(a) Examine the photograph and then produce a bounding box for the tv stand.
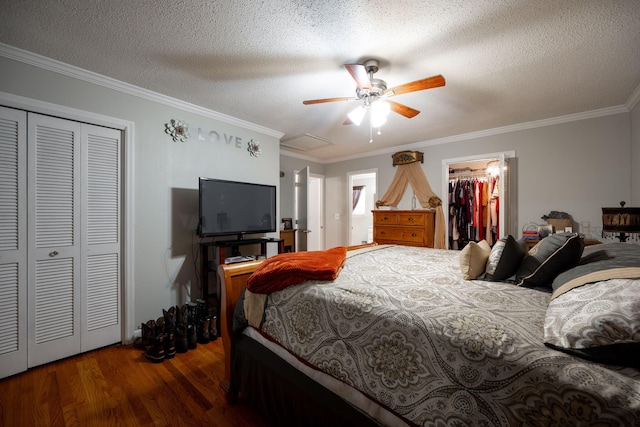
[200,237,284,298]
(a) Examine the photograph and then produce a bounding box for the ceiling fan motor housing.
[356,78,387,102]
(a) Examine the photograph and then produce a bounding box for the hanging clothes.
[448,176,490,249]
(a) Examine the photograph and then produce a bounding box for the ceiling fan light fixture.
[348,105,366,126]
[371,101,390,128]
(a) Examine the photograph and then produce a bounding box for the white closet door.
[27,113,82,367]
[0,106,28,378]
[81,124,121,352]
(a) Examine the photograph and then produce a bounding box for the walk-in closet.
[443,153,515,250]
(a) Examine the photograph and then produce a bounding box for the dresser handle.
[408,217,414,221]
[49,251,59,257]
[383,217,389,221]
[380,231,386,235]
[411,233,417,237]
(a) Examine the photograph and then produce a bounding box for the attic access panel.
[280,134,334,152]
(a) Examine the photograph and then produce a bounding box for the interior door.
[28,113,82,367]
[27,114,122,367]
[81,125,122,352]
[0,107,28,378]
[296,167,309,251]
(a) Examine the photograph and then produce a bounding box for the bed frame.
[217,259,263,397]
[217,244,377,398]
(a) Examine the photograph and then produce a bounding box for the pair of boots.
[196,315,218,344]
[134,312,177,363]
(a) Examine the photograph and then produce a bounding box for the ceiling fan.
[302,59,445,126]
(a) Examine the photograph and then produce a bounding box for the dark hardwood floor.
[0,339,270,427]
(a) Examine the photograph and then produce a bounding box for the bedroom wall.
[320,112,633,249]
[0,53,281,335]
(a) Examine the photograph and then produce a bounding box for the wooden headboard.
[216,243,377,397]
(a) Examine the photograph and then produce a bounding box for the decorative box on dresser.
[372,209,436,248]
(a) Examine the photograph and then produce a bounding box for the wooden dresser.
[372,209,436,248]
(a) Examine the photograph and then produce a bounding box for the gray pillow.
[544,278,640,368]
[516,233,584,288]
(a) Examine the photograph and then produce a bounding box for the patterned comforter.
[242,245,640,426]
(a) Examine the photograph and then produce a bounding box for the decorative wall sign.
[247,139,262,157]
[392,150,424,166]
[165,119,191,142]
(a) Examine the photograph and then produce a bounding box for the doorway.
[294,168,325,251]
[348,170,377,246]
[442,151,516,249]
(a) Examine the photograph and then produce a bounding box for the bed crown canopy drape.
[376,151,446,249]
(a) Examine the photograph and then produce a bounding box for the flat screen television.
[198,177,277,239]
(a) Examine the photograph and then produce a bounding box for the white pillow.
[459,240,491,280]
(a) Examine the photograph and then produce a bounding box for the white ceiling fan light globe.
[348,105,366,126]
[371,101,390,128]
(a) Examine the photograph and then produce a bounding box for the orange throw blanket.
[247,246,347,294]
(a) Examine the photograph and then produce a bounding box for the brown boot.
[163,306,176,333]
[164,331,176,359]
[134,319,155,350]
[197,317,210,344]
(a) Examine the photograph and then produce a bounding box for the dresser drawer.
[398,213,425,226]
[373,212,398,225]
[375,227,424,243]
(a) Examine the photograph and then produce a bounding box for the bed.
[217,239,640,426]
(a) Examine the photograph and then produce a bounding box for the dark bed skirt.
[232,333,387,427]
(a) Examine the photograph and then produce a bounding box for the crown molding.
[285,104,630,164]
[0,43,284,139]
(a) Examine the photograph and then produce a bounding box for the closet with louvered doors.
[0,107,122,378]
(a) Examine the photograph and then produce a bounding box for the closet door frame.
[441,150,516,247]
[1,91,135,344]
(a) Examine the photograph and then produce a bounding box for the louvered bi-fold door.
[27,113,121,368]
[27,114,82,367]
[0,107,27,378]
[81,125,121,352]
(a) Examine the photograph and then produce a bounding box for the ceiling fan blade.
[303,97,355,105]
[388,100,420,118]
[385,74,445,97]
[345,64,372,91]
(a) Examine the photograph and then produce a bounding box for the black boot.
[176,304,188,327]
[145,334,165,363]
[134,319,155,350]
[187,302,198,325]
[187,324,197,350]
[175,323,188,353]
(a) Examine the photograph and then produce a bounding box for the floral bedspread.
[252,245,640,426]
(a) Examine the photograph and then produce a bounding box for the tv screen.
[198,178,276,238]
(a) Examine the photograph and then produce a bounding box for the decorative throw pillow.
[544,278,640,368]
[484,235,527,281]
[516,233,584,288]
[459,240,492,280]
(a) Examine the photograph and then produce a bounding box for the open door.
[296,167,309,252]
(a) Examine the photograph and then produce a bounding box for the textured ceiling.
[1,1,640,162]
